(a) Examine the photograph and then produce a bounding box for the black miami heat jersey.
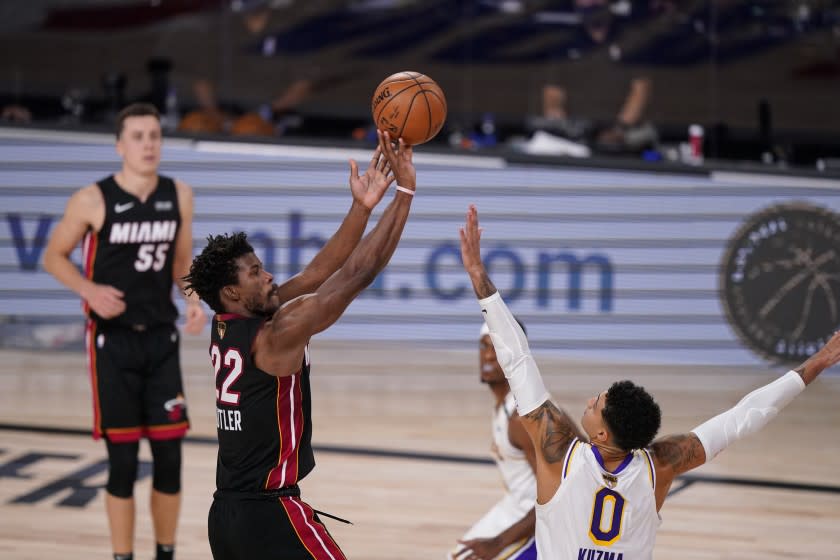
[210,314,315,492]
[83,174,180,327]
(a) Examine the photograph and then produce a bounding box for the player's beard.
[244,293,279,317]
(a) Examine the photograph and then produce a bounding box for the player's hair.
[115,102,160,138]
[183,232,255,313]
[602,380,661,451]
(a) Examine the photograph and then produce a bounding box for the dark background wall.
[0,0,838,165]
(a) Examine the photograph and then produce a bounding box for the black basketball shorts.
[86,321,189,442]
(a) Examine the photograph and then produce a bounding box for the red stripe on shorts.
[146,421,189,441]
[86,320,102,440]
[281,497,346,560]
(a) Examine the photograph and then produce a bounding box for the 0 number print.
[589,487,625,546]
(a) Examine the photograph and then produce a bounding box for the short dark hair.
[602,380,661,451]
[183,232,254,314]
[115,102,160,138]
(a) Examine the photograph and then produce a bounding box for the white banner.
[2,131,839,365]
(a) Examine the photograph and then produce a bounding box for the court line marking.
[1,423,838,495]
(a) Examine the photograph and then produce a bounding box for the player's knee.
[106,440,139,498]
[150,438,182,494]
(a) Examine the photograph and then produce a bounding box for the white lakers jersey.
[492,392,537,504]
[534,438,661,559]
[448,392,537,560]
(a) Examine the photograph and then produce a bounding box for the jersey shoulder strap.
[562,437,584,480]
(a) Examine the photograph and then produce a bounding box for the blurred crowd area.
[1,0,839,169]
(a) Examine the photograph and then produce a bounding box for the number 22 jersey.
[210,314,315,493]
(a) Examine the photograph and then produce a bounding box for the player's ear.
[222,285,239,301]
[592,425,609,444]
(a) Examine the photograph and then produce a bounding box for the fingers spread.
[370,145,381,168]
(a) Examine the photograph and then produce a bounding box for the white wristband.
[395,185,415,196]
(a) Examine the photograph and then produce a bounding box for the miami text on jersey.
[108,220,178,244]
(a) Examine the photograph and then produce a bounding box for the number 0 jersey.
[535,438,661,559]
[210,314,315,493]
[83,174,180,327]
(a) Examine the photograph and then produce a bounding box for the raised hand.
[379,130,416,192]
[460,205,497,300]
[459,204,483,274]
[348,145,394,211]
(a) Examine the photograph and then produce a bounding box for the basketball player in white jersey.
[448,321,537,560]
[459,204,840,559]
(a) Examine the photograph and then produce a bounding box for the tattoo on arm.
[524,401,578,464]
[651,433,706,475]
[473,271,497,300]
[793,364,814,385]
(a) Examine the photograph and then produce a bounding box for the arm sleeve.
[691,370,805,461]
[478,291,550,415]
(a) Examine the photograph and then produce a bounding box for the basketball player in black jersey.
[43,103,206,560]
[183,130,415,560]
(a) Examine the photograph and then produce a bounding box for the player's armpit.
[254,295,319,377]
[523,401,581,464]
[650,433,707,476]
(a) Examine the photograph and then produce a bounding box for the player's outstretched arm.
[256,131,415,376]
[651,331,840,510]
[460,205,582,499]
[275,144,394,303]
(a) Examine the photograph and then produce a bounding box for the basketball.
[371,71,447,146]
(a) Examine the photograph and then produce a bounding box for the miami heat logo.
[164,394,186,421]
[720,202,840,364]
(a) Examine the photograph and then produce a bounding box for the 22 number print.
[210,344,243,405]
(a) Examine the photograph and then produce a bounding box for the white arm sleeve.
[691,370,805,461]
[478,291,550,415]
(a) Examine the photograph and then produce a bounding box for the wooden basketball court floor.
[1,336,838,559]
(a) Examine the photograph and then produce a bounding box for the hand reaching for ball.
[378,129,415,192]
[348,144,394,211]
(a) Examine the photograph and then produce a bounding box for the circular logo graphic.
[720,202,840,364]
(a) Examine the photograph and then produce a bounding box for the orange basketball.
[371,71,447,146]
